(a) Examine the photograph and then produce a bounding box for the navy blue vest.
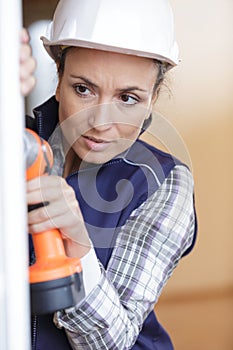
[28,97,197,349]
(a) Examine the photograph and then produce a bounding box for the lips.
[82,135,111,151]
[84,135,109,143]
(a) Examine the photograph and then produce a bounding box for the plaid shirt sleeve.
[54,165,196,349]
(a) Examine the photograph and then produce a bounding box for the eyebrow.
[70,75,98,88]
[70,75,148,93]
[117,86,148,93]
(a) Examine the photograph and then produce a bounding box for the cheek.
[58,104,92,149]
[58,93,82,125]
[57,80,81,122]
[117,123,142,141]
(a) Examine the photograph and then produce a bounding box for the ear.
[140,92,157,131]
[147,92,157,118]
[141,113,152,132]
[151,90,159,105]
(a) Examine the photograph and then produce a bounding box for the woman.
[27,0,197,349]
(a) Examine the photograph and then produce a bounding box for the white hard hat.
[41,0,179,68]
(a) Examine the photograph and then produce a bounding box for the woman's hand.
[20,28,36,96]
[27,175,91,258]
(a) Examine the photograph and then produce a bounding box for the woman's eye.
[121,94,139,105]
[74,84,91,96]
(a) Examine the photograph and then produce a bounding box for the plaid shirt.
[54,165,195,349]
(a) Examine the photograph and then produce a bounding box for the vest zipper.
[32,315,37,350]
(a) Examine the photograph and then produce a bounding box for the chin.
[82,154,112,166]
[79,150,120,167]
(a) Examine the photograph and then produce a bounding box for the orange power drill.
[24,128,84,315]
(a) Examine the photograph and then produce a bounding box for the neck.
[63,148,81,177]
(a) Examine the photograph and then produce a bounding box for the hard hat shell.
[41,0,179,68]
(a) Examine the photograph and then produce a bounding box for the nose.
[88,103,113,131]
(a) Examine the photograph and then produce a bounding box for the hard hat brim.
[41,37,179,68]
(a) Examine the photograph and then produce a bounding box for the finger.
[27,185,47,205]
[28,200,70,225]
[20,28,29,44]
[28,197,82,229]
[19,55,36,78]
[28,219,57,234]
[27,177,57,203]
[27,176,76,204]
[29,217,89,247]
[19,41,32,62]
[19,56,36,83]
[27,176,62,192]
[20,75,36,96]
[28,206,77,234]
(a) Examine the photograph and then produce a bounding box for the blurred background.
[23,0,233,349]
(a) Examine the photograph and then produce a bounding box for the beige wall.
[142,0,233,296]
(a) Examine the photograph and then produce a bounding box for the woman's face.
[56,47,158,166]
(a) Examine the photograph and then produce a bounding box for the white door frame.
[0,0,30,349]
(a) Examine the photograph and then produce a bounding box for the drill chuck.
[24,128,53,180]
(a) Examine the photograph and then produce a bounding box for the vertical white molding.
[0,1,30,349]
